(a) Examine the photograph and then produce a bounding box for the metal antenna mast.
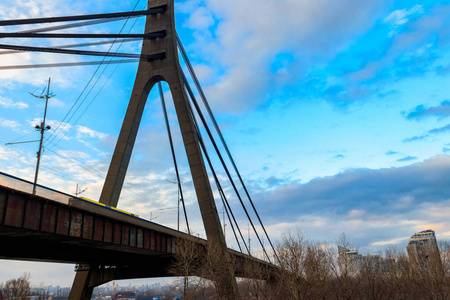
[31,78,54,194]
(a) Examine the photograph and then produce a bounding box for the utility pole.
[5,78,54,195]
[247,224,251,256]
[75,184,88,197]
[222,206,227,240]
[166,178,182,231]
[177,187,180,231]
[32,78,54,195]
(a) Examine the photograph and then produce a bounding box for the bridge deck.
[0,172,195,266]
[0,172,274,279]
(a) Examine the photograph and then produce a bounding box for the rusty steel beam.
[0,186,179,265]
[0,183,275,284]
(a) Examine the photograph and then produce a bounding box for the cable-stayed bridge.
[0,0,279,299]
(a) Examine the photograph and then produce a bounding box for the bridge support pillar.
[69,0,239,298]
[69,265,96,300]
[69,265,118,300]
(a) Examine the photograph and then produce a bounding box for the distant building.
[406,229,441,271]
[114,291,136,300]
[338,246,385,276]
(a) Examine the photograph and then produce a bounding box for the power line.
[45,2,147,149]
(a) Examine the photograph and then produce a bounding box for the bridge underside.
[0,228,173,270]
[0,184,274,284]
[0,184,181,280]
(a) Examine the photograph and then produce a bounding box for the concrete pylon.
[69,0,239,299]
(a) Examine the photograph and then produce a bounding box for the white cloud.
[0,96,28,109]
[184,0,386,113]
[384,5,424,36]
[347,209,365,219]
[0,118,21,130]
[350,5,449,82]
[49,97,65,108]
[76,125,107,140]
[0,1,101,89]
[185,6,215,29]
[371,237,408,246]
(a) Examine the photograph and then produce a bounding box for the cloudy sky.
[1,0,450,287]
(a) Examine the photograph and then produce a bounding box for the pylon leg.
[70,0,240,298]
[68,266,95,300]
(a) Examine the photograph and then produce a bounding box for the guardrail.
[0,171,73,204]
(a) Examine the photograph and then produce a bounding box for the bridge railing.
[0,171,72,204]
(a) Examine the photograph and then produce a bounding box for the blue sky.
[0,0,450,287]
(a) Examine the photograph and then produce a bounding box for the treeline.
[170,232,450,300]
[0,274,51,300]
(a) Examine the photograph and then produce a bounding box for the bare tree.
[273,230,333,300]
[0,274,31,300]
[168,231,450,300]
[358,252,390,300]
[238,259,273,299]
[168,238,207,299]
[383,246,412,299]
[407,240,450,300]
[330,233,361,300]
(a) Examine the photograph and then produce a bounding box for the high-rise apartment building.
[338,246,384,276]
[406,229,441,271]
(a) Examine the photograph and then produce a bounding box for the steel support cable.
[0,32,164,38]
[0,18,140,56]
[177,34,279,263]
[158,82,190,234]
[0,39,142,56]
[200,136,245,254]
[181,71,271,261]
[0,43,165,59]
[183,77,242,243]
[0,17,140,51]
[63,16,147,148]
[69,55,140,140]
[183,73,250,255]
[0,7,166,26]
[196,125,245,253]
[44,1,147,145]
[218,186,243,252]
[45,1,145,147]
[0,59,140,70]
[14,16,138,33]
[183,78,245,251]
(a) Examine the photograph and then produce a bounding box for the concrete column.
[68,266,95,300]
